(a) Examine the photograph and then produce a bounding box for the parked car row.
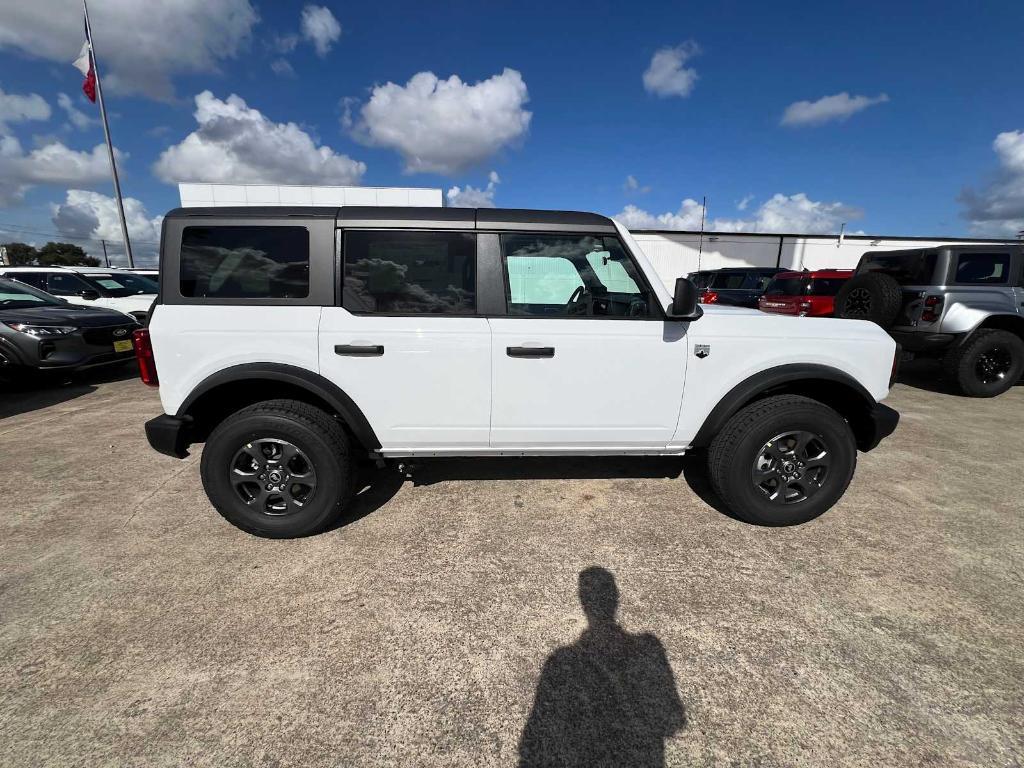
[688,243,1024,397]
[0,266,158,323]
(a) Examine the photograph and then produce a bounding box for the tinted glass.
[343,230,476,314]
[746,272,776,291]
[808,278,848,296]
[860,252,937,285]
[955,253,1010,284]
[689,272,713,289]
[47,272,94,296]
[7,272,47,290]
[502,234,653,317]
[180,226,309,299]
[710,273,746,290]
[763,277,807,296]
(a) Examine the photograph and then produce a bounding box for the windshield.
[860,252,937,285]
[0,279,62,308]
[83,272,158,297]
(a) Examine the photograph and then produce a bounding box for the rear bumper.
[857,403,900,452]
[145,414,193,459]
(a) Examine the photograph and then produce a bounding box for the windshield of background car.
[0,279,62,308]
[85,273,159,297]
[860,252,937,284]
[763,277,807,296]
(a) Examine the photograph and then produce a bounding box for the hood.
[0,304,137,328]
[701,303,763,316]
[104,294,156,311]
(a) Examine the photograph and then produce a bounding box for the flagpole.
[83,0,134,267]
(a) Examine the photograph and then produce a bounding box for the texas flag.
[72,22,96,103]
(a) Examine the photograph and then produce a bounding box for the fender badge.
[694,344,710,359]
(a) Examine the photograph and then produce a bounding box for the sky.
[1,0,1023,265]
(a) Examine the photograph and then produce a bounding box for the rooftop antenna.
[837,222,846,248]
[696,195,707,271]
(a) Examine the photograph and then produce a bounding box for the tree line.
[1,242,101,267]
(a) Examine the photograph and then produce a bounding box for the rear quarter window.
[179,226,310,299]
[859,252,937,285]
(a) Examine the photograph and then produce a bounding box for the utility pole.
[83,0,134,267]
[101,239,109,267]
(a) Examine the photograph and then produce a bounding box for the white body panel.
[488,318,687,449]
[63,293,155,316]
[318,310,491,450]
[150,305,322,415]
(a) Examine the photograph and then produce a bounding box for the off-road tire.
[833,272,903,328]
[200,398,353,538]
[943,329,1024,398]
[707,395,857,526]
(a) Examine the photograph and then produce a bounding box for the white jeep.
[137,206,899,537]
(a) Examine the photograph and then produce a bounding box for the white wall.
[178,183,443,208]
[631,231,1016,289]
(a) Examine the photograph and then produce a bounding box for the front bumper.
[145,414,193,458]
[856,402,900,452]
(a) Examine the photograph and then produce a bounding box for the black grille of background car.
[82,325,138,346]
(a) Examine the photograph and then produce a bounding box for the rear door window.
[954,253,1010,284]
[342,230,476,314]
[180,226,309,299]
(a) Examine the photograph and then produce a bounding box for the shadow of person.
[518,567,686,768]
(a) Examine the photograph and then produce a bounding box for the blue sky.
[1,0,1023,264]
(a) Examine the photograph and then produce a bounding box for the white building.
[178,183,443,208]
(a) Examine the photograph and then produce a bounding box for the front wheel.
[200,399,353,538]
[707,395,857,526]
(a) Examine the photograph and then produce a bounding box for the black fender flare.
[177,362,381,450]
[691,363,876,448]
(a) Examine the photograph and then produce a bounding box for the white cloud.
[153,91,366,185]
[960,130,1024,237]
[623,174,651,194]
[736,194,754,211]
[781,92,890,127]
[52,189,163,265]
[614,193,860,234]
[57,92,96,130]
[270,58,295,77]
[0,0,258,100]
[0,87,50,133]
[642,42,700,98]
[352,68,531,175]
[0,136,114,205]
[447,170,500,208]
[300,5,341,57]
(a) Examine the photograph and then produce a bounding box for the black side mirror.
[80,289,100,301]
[667,277,703,320]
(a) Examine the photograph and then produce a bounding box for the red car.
[758,270,853,317]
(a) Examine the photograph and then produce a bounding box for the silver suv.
[834,245,1024,397]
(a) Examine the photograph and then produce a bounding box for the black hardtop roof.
[163,206,618,233]
[863,244,1022,257]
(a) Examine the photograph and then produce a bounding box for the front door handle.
[335,344,384,357]
[507,346,555,358]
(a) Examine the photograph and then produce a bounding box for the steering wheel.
[566,285,588,315]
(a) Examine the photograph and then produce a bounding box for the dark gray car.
[0,278,140,378]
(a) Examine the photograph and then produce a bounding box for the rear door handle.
[506,346,555,358]
[335,344,384,357]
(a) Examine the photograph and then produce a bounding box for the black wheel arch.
[177,362,381,451]
[691,364,886,452]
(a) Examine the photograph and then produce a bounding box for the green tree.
[36,242,100,267]
[1,242,39,265]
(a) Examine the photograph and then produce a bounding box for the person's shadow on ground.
[518,566,686,768]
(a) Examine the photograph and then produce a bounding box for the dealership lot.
[1,365,1022,767]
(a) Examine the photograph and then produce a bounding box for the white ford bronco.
[137,206,899,537]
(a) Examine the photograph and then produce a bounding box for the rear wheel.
[707,395,857,526]
[943,329,1024,397]
[200,399,353,538]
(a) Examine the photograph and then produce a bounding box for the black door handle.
[507,346,555,358]
[335,344,384,357]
